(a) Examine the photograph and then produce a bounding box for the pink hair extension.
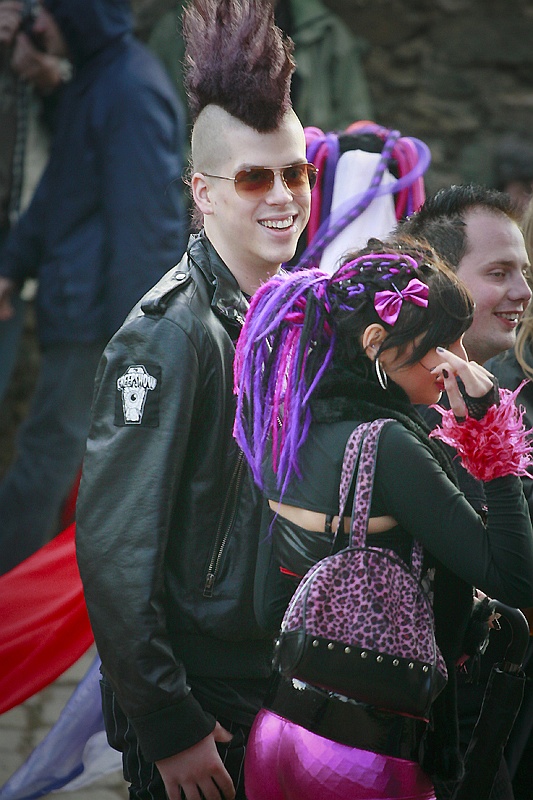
[233,268,333,492]
[182,0,295,131]
[430,384,533,481]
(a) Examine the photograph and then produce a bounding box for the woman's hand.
[474,589,501,630]
[431,346,496,421]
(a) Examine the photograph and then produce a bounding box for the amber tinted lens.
[283,163,318,194]
[233,168,274,197]
[233,164,318,198]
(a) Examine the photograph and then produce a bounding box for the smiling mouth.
[259,216,295,230]
[494,311,521,324]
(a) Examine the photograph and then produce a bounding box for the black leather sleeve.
[76,308,215,760]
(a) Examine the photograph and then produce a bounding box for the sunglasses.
[202,162,318,199]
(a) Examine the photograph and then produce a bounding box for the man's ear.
[191,172,214,216]
[361,323,387,359]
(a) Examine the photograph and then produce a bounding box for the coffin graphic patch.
[115,364,160,426]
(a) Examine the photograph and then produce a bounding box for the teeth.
[260,216,294,229]
[496,312,519,321]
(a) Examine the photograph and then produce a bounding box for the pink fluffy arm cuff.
[430,383,533,482]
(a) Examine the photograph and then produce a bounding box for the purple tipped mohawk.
[183,0,295,131]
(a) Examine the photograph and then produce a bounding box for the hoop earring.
[375,356,388,390]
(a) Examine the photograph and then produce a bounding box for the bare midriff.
[268,499,397,534]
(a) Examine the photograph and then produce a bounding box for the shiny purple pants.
[245,710,436,800]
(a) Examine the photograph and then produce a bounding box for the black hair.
[395,184,522,271]
[234,237,474,492]
[331,238,474,371]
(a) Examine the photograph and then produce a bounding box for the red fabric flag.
[0,524,94,714]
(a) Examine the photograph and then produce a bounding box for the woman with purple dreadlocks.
[233,239,533,800]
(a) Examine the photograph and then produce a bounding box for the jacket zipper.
[203,450,245,597]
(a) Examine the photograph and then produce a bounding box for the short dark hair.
[394,184,522,271]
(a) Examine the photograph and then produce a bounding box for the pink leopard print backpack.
[274,418,448,720]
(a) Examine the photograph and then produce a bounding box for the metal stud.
[360,651,368,659]
[422,665,429,673]
[376,655,384,663]
[344,647,351,654]
[392,659,399,666]
[408,662,415,669]
[312,640,319,648]
[327,643,334,650]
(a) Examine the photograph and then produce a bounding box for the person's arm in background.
[0,5,67,316]
[0,160,48,305]
[0,2,33,318]
[96,66,188,330]
[0,1,22,47]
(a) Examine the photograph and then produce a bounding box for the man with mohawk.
[76,1,314,798]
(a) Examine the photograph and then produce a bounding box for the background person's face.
[457,209,531,363]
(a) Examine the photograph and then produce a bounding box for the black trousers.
[438,621,531,800]
[101,681,250,800]
[506,638,533,800]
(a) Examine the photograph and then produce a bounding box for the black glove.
[456,376,500,421]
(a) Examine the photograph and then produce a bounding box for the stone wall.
[131,0,533,194]
[323,0,533,194]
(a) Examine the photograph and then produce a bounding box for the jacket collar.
[188,232,249,327]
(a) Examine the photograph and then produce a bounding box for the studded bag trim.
[275,419,448,720]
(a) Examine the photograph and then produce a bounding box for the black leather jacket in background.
[76,233,272,762]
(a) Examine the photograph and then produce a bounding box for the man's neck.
[203,229,281,296]
[233,263,281,296]
[462,334,495,366]
[466,346,495,365]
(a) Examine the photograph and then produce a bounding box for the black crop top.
[259,419,533,629]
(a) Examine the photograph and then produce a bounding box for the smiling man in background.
[397,184,531,800]
[399,184,530,367]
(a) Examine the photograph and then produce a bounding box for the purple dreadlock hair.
[182,0,295,131]
[234,239,474,496]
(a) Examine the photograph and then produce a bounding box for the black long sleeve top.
[262,419,533,619]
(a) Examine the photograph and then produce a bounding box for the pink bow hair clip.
[373,278,429,326]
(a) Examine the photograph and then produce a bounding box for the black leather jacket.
[76,233,272,762]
